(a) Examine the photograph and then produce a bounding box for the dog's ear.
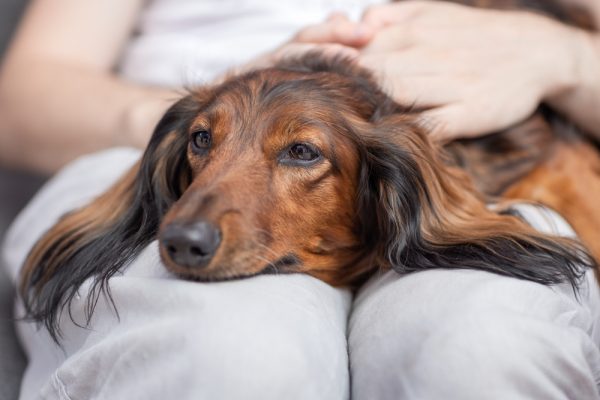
[358,115,594,289]
[20,94,201,342]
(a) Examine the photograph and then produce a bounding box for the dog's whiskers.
[253,241,280,259]
[251,254,280,276]
[251,227,274,243]
[249,239,282,274]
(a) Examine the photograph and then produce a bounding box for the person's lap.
[3,148,351,400]
[350,205,600,399]
[19,258,351,400]
[4,148,600,399]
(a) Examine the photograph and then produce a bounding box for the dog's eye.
[191,130,211,152]
[288,144,319,161]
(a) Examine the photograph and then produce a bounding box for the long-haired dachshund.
[20,0,600,341]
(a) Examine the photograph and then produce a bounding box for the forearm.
[546,30,600,140]
[0,0,180,173]
[0,60,178,173]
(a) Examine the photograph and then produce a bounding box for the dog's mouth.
[165,253,302,282]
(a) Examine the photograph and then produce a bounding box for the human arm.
[0,4,372,173]
[357,1,600,142]
[0,0,179,173]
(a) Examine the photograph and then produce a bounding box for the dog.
[443,0,600,270]
[20,0,600,341]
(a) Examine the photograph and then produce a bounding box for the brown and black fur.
[443,0,600,266]
[20,0,600,342]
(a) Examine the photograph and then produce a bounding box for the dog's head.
[21,53,592,341]
[153,56,392,284]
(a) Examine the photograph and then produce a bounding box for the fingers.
[361,1,428,29]
[356,1,552,143]
[294,13,374,47]
[360,25,418,54]
[420,105,467,143]
[358,50,473,103]
[362,1,477,27]
[422,104,506,143]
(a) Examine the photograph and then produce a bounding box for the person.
[2,0,600,399]
[0,0,375,172]
[1,0,600,172]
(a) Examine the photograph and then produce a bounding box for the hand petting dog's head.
[21,53,592,342]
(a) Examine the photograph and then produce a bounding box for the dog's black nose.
[160,221,221,269]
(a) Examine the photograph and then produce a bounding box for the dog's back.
[442,0,600,267]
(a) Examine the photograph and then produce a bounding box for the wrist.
[119,90,177,148]
[543,27,600,102]
[544,29,600,138]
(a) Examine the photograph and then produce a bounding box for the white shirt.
[118,0,386,87]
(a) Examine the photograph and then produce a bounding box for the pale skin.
[0,0,599,172]
[356,1,600,142]
[0,0,177,172]
[0,0,372,172]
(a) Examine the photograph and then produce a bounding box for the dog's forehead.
[214,70,353,113]
[194,70,365,140]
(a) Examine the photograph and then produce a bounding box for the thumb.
[420,105,474,143]
[294,16,374,47]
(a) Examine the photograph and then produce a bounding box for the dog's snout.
[161,221,221,269]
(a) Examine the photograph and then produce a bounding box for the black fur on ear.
[20,95,201,342]
[356,115,594,290]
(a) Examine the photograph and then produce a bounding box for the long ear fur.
[359,115,595,289]
[20,95,201,342]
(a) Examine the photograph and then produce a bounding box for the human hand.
[132,16,372,146]
[358,1,583,141]
[122,90,181,148]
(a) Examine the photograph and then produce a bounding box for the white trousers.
[4,148,600,400]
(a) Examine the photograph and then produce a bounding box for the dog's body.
[444,0,600,268]
[20,0,600,341]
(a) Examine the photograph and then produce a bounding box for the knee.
[182,315,348,399]
[350,300,600,400]
[74,310,348,400]
[137,299,350,400]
